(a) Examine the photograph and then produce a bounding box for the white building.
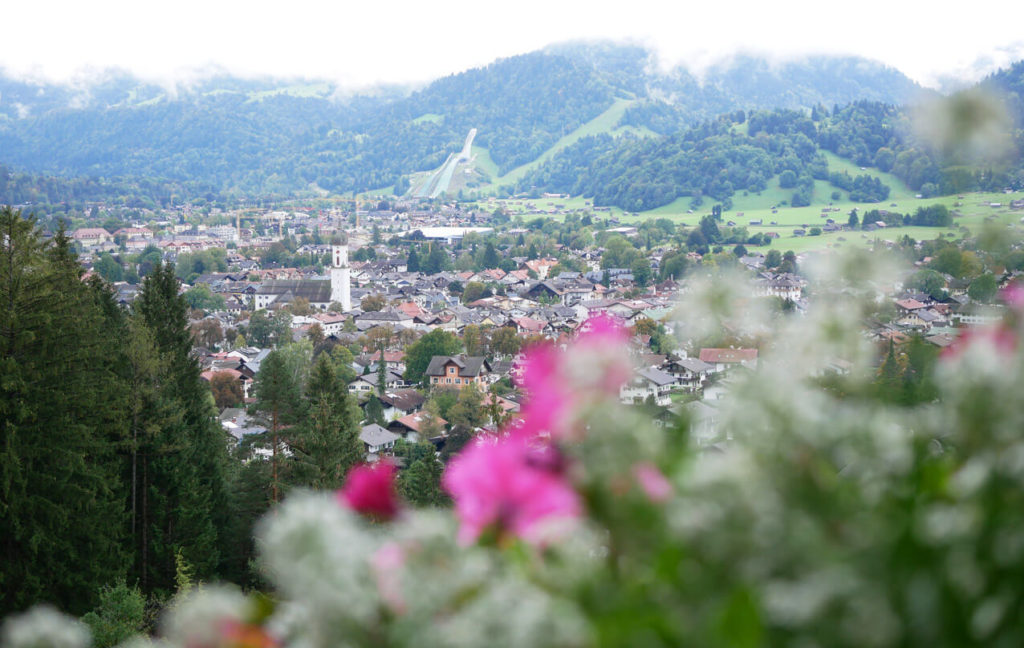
[254,244,351,311]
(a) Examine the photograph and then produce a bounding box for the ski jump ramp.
[413,128,477,198]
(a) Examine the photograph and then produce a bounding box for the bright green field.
[665,191,1024,254]
[645,152,916,220]
[474,188,1024,256]
[470,145,499,179]
[412,113,444,125]
[477,98,653,189]
[820,151,916,200]
[246,83,333,102]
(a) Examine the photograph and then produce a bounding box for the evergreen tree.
[0,209,127,614]
[422,247,449,274]
[399,455,446,507]
[482,242,500,269]
[220,457,272,588]
[133,261,231,594]
[874,339,902,403]
[365,395,387,426]
[376,345,388,397]
[407,246,421,272]
[255,349,303,503]
[120,314,178,595]
[289,354,363,490]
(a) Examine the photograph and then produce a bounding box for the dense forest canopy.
[516,93,1024,211]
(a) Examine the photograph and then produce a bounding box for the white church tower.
[330,244,351,312]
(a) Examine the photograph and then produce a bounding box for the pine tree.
[0,209,128,614]
[120,314,181,593]
[482,242,500,269]
[255,349,302,503]
[407,246,420,273]
[289,354,363,490]
[365,394,386,426]
[376,345,388,397]
[874,339,903,403]
[133,261,231,594]
[219,457,273,587]
[399,455,446,507]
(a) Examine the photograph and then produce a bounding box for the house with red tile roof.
[699,348,759,372]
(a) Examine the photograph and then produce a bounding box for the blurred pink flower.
[517,342,574,438]
[337,461,400,521]
[443,434,580,546]
[575,313,632,395]
[1001,281,1024,310]
[371,542,406,613]
[941,325,1017,361]
[633,462,672,503]
[578,312,629,346]
[514,315,632,439]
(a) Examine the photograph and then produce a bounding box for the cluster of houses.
[65,205,815,456]
[64,197,1023,459]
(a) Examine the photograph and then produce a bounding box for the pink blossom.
[443,434,580,546]
[573,314,633,395]
[632,462,673,503]
[1001,281,1024,310]
[337,461,400,521]
[941,325,1017,361]
[578,312,629,346]
[517,342,574,438]
[371,542,406,613]
[513,315,632,439]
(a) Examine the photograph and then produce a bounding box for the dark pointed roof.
[255,279,332,303]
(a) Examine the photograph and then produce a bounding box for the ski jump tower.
[330,244,352,312]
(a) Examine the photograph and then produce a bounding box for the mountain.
[0,44,932,201]
[980,59,1024,125]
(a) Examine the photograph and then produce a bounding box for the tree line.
[0,206,369,619]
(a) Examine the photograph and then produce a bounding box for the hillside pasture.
[478,98,653,190]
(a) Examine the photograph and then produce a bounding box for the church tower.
[330,244,351,312]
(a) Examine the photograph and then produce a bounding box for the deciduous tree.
[403,329,461,385]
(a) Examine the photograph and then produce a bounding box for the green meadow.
[476,189,1024,256]
[475,98,654,189]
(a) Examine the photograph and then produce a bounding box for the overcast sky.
[3,0,1024,89]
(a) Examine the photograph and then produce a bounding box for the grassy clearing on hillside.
[479,98,647,190]
[820,151,916,200]
[470,146,499,180]
[246,83,333,101]
[412,113,444,125]
[639,153,915,222]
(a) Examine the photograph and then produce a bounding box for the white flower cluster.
[1,607,90,648]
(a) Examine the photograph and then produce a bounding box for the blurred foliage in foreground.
[7,245,1024,647]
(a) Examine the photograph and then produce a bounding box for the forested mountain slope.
[0,44,930,199]
[516,59,1024,213]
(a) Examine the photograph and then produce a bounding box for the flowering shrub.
[7,259,1024,647]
